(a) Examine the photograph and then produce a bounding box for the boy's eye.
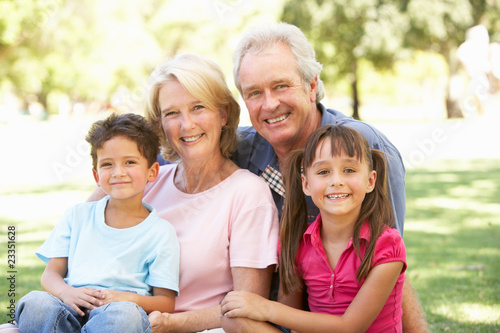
[100,163,111,168]
[344,168,355,173]
[126,160,136,165]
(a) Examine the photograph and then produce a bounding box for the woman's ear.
[220,108,228,127]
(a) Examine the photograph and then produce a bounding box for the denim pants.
[15,291,151,333]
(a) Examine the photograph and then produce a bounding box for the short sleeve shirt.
[144,165,279,312]
[36,196,180,296]
[297,214,407,332]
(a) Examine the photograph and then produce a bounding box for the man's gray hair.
[233,22,325,102]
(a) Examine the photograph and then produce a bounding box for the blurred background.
[1,0,499,331]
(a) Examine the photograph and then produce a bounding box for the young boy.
[15,113,179,333]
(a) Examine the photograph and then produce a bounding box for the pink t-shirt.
[144,164,279,312]
[296,215,406,332]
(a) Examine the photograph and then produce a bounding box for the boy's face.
[93,135,159,202]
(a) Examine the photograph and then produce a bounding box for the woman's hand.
[220,290,271,322]
[59,286,104,316]
[149,311,173,333]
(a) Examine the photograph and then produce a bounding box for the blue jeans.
[15,291,151,333]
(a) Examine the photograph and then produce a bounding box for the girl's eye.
[317,169,329,175]
[100,163,111,168]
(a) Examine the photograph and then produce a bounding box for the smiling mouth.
[327,194,349,199]
[266,113,290,124]
[181,134,203,142]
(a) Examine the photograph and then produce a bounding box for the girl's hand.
[220,290,270,322]
[59,286,104,316]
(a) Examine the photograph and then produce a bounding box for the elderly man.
[230,22,427,332]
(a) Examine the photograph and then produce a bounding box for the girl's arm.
[100,287,176,313]
[221,261,404,333]
[41,258,104,316]
[148,266,275,333]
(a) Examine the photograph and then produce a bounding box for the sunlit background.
[1,0,499,331]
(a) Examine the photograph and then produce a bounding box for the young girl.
[221,125,406,332]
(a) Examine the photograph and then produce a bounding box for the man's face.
[238,43,318,152]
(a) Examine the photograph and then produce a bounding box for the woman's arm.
[148,266,275,333]
[222,261,404,333]
[99,287,175,314]
[41,258,104,316]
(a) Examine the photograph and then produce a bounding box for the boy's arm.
[42,258,104,316]
[100,287,176,314]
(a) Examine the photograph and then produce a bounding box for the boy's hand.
[99,289,132,305]
[59,286,105,316]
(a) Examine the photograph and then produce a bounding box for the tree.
[281,0,408,119]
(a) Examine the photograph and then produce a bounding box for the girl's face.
[158,80,227,163]
[302,139,376,223]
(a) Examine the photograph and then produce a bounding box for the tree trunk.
[351,62,360,120]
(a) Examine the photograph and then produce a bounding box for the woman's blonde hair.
[145,53,240,161]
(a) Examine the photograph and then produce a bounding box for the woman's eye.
[193,105,205,111]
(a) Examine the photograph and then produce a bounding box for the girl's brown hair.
[280,125,394,294]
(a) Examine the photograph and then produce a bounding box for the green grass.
[1,159,499,331]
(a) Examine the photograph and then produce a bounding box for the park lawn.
[1,159,499,332]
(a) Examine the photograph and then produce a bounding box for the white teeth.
[327,194,349,199]
[266,113,289,124]
[182,134,203,142]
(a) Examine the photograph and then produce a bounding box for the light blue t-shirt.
[36,196,179,296]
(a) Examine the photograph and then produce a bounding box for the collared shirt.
[233,103,406,236]
[297,214,406,332]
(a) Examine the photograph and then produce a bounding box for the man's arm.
[402,278,428,332]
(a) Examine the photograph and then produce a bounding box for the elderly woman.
[0,53,278,333]
[143,53,279,332]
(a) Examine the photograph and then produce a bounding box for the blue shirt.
[232,103,406,236]
[37,196,180,296]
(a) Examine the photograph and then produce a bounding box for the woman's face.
[158,80,227,163]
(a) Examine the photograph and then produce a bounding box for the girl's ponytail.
[279,150,309,294]
[355,149,395,282]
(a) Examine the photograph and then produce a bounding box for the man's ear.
[302,174,311,196]
[148,162,160,182]
[92,169,100,186]
[309,76,318,103]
